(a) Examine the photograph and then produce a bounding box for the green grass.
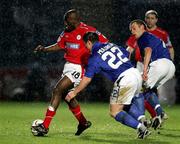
[0,102,180,144]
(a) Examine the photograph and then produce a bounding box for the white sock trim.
[137,123,141,129]
[48,106,55,111]
[138,115,145,121]
[155,104,160,110]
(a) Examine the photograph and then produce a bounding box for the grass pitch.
[0,102,180,144]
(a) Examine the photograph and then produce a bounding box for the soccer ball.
[31,119,44,136]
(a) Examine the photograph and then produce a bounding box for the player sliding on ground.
[65,32,151,139]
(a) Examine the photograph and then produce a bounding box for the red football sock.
[69,105,87,125]
[43,106,56,129]
[145,100,156,118]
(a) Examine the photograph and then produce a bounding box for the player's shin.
[69,104,87,125]
[144,91,163,116]
[43,106,56,129]
[114,111,139,129]
[144,100,157,118]
[127,93,146,121]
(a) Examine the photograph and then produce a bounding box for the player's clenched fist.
[34,45,46,52]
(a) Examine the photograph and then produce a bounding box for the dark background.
[0,0,180,103]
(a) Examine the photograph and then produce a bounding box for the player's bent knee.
[52,87,63,97]
[109,111,121,118]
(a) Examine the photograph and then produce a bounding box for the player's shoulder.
[155,27,168,35]
[57,31,66,38]
[88,54,98,66]
[57,31,65,42]
[79,22,96,31]
[138,32,152,44]
[127,35,136,42]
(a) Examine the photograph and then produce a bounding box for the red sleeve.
[126,35,136,49]
[96,30,109,43]
[164,31,173,48]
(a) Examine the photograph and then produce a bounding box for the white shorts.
[145,58,175,89]
[110,68,142,105]
[136,61,144,74]
[60,62,84,88]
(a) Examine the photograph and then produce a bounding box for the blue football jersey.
[85,42,133,82]
[137,32,171,62]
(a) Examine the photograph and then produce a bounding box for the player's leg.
[144,100,157,118]
[110,68,150,139]
[145,59,174,116]
[144,59,173,129]
[110,104,150,139]
[136,61,157,119]
[127,93,145,120]
[144,89,163,117]
[65,98,91,136]
[62,62,91,135]
[43,76,73,129]
[155,60,175,124]
[124,69,148,123]
[32,75,73,135]
[110,104,140,129]
[127,93,151,127]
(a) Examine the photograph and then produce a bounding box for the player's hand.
[34,45,46,53]
[65,91,76,102]
[142,69,148,81]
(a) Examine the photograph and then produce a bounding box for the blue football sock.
[128,93,145,120]
[145,91,163,116]
[115,111,139,129]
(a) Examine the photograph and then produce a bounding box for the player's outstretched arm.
[65,76,92,102]
[34,43,60,53]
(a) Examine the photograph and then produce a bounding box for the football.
[31,119,44,136]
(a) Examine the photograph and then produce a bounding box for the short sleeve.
[85,56,101,78]
[126,35,136,48]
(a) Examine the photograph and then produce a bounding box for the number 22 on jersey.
[101,46,128,69]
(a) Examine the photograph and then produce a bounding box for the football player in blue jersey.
[65,32,151,139]
[129,19,175,130]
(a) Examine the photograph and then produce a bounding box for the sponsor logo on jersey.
[77,35,81,40]
[66,42,80,49]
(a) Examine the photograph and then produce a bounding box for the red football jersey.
[57,22,108,66]
[147,27,172,48]
[126,35,142,61]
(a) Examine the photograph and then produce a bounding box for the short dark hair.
[63,9,80,21]
[83,32,99,44]
[130,19,147,30]
[145,10,158,18]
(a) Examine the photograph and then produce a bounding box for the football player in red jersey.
[126,10,174,123]
[33,9,108,136]
[145,10,174,61]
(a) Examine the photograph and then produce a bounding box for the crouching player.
[129,19,175,130]
[65,32,151,139]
